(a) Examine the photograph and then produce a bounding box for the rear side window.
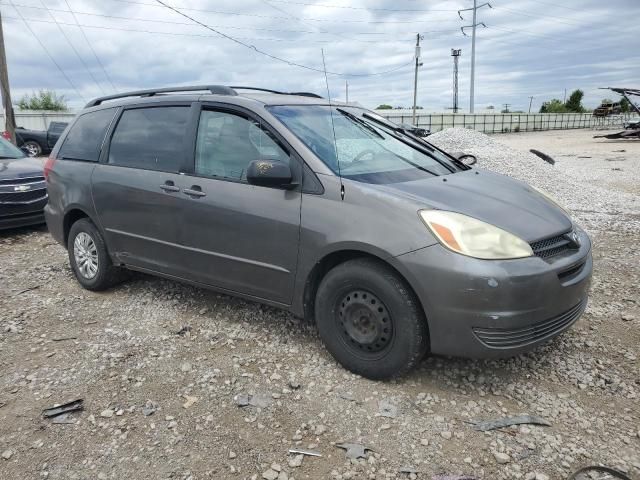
[108,106,190,172]
[58,108,116,161]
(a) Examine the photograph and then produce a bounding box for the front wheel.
[314,258,429,380]
[67,218,127,291]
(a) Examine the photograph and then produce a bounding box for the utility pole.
[0,10,16,143]
[412,33,424,125]
[345,80,349,104]
[459,1,491,113]
[503,103,510,113]
[451,49,461,113]
[563,88,567,103]
[528,96,534,113]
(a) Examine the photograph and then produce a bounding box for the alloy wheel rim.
[25,144,39,157]
[73,232,99,279]
[337,289,393,354]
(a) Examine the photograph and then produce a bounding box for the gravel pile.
[429,128,640,234]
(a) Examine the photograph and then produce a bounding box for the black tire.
[314,258,429,380]
[22,140,43,157]
[67,218,126,291]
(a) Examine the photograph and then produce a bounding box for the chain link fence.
[377,110,637,134]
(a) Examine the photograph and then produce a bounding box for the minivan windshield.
[269,105,457,183]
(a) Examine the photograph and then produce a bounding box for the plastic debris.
[470,415,551,432]
[42,399,84,418]
[288,448,322,457]
[336,442,372,459]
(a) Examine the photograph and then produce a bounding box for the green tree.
[619,98,631,113]
[564,89,585,113]
[18,90,68,111]
[539,99,566,113]
[376,104,393,110]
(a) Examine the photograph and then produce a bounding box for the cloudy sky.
[2,0,639,112]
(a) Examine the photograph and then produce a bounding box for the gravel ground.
[1,128,639,480]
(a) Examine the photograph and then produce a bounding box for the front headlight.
[419,210,533,260]
[529,185,569,215]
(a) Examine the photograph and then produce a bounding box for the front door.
[92,104,193,276]
[177,107,302,305]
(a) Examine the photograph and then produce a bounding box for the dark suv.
[45,85,592,379]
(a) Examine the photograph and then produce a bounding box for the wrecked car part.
[469,414,551,431]
[42,399,84,418]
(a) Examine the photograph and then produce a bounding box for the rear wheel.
[314,258,429,380]
[67,218,126,290]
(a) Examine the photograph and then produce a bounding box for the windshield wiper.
[336,108,385,139]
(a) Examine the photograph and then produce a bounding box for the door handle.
[160,181,180,193]
[183,186,206,197]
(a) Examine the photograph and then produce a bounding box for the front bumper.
[397,227,592,358]
[0,200,47,230]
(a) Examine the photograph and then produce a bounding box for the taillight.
[44,155,56,181]
[1,131,10,140]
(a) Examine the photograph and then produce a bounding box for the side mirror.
[247,159,293,188]
[451,151,477,166]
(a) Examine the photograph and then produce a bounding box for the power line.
[37,0,106,95]
[7,0,86,102]
[493,5,584,26]
[62,0,117,92]
[100,0,454,25]
[152,0,414,77]
[264,0,459,12]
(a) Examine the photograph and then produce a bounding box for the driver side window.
[195,110,289,181]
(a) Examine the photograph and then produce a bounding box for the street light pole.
[412,33,424,125]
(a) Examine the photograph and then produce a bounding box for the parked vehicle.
[8,121,68,157]
[44,85,592,379]
[0,136,48,229]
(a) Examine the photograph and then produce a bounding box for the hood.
[0,157,45,180]
[371,169,572,242]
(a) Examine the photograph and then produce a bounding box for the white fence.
[1,111,77,131]
[377,110,636,134]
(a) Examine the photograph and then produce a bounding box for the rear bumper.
[397,226,593,358]
[44,203,65,245]
[0,200,47,230]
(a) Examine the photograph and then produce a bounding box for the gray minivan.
[45,85,592,379]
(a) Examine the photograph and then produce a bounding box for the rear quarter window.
[58,108,117,161]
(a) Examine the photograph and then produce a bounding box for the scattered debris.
[51,336,78,342]
[529,149,555,165]
[182,395,198,409]
[400,466,417,474]
[378,399,399,418]
[469,415,551,432]
[13,284,42,296]
[336,443,372,459]
[42,399,84,419]
[175,325,192,336]
[577,156,592,159]
[142,400,158,416]
[431,476,477,480]
[288,448,321,457]
[234,393,272,408]
[52,412,76,424]
[567,466,632,480]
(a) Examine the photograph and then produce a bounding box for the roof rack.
[85,85,237,108]
[231,86,323,99]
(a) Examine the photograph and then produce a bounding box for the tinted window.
[195,110,289,181]
[108,107,190,172]
[58,108,116,161]
[0,137,26,158]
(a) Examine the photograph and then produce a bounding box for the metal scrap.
[529,149,556,165]
[42,399,84,418]
[336,442,372,459]
[470,415,551,432]
[288,448,322,457]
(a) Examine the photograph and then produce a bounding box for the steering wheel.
[351,149,376,164]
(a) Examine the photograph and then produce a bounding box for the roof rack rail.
[231,86,323,99]
[85,85,237,108]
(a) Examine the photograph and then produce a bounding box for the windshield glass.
[268,105,456,183]
[0,137,26,159]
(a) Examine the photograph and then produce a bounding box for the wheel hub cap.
[338,290,392,353]
[73,232,99,279]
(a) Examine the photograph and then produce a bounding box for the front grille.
[530,231,576,259]
[0,175,45,185]
[473,298,586,349]
[0,189,47,204]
